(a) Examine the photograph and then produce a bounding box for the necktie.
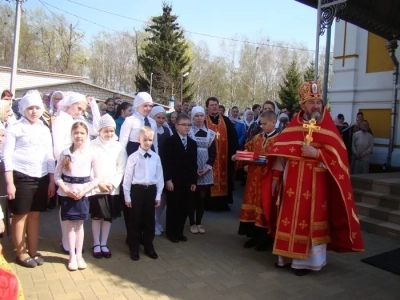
[182,137,187,150]
[264,133,268,139]
[144,152,151,158]
[144,117,151,127]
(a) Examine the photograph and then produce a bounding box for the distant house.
[0,66,169,109]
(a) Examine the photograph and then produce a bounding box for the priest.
[265,81,364,276]
[205,97,238,211]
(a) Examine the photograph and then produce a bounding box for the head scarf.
[228,107,242,124]
[0,100,9,123]
[279,113,289,122]
[49,91,64,116]
[57,92,87,114]
[149,105,172,135]
[98,113,116,130]
[243,109,255,128]
[18,90,44,118]
[134,92,153,108]
[150,106,165,119]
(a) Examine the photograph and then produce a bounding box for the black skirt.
[59,196,89,221]
[89,194,121,222]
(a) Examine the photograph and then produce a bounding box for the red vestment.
[0,254,23,300]
[265,110,364,260]
[206,114,229,197]
[237,132,279,228]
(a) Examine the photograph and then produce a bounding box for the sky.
[22,0,333,54]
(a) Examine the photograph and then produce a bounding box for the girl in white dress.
[90,114,127,258]
[54,121,100,271]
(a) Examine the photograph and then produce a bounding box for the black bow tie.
[144,153,151,158]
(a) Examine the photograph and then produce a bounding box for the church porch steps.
[351,173,400,242]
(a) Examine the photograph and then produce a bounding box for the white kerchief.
[98,114,116,130]
[57,92,87,114]
[191,106,205,122]
[19,90,44,117]
[134,92,153,108]
[150,106,165,118]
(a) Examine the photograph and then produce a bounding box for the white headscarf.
[19,90,44,118]
[98,113,116,130]
[49,91,64,116]
[57,92,87,114]
[191,106,205,122]
[150,105,172,135]
[243,109,254,128]
[134,92,153,108]
[228,107,242,124]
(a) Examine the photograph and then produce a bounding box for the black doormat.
[361,248,400,276]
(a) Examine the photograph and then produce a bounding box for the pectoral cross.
[215,131,220,140]
[303,118,321,146]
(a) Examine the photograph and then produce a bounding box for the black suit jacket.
[161,134,198,188]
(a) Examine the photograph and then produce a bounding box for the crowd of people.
[0,79,366,298]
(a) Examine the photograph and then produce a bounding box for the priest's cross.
[215,131,220,140]
[303,118,321,146]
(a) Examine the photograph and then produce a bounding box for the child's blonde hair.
[139,126,154,138]
[63,122,88,171]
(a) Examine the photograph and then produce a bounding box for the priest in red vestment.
[265,81,364,276]
[205,97,238,211]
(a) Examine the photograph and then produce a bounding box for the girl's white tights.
[66,220,84,261]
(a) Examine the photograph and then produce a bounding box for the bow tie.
[144,152,151,158]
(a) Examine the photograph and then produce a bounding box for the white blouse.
[90,137,127,195]
[2,118,55,178]
[54,147,100,197]
[119,111,158,153]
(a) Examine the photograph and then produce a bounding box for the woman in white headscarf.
[243,109,255,131]
[52,92,100,253]
[149,105,172,235]
[187,106,216,234]
[2,90,55,268]
[89,114,127,259]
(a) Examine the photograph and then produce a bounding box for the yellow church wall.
[359,109,391,139]
[366,32,393,73]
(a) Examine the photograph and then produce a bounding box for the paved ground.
[2,186,400,300]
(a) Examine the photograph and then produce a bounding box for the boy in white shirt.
[123,126,164,261]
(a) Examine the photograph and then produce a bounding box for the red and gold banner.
[266,110,364,259]
[206,114,229,197]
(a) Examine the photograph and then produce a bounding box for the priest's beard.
[306,111,322,121]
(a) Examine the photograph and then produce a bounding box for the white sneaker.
[68,259,78,271]
[190,225,199,234]
[155,228,162,236]
[77,258,87,270]
[158,224,164,232]
[197,225,206,234]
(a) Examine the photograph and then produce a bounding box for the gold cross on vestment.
[303,118,321,146]
[215,131,220,140]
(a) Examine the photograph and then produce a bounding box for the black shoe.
[130,251,140,261]
[243,238,258,248]
[16,256,37,268]
[177,235,187,242]
[294,269,311,276]
[145,250,158,260]
[92,245,102,259]
[29,252,44,266]
[168,236,179,243]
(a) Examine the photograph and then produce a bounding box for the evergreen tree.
[304,61,315,81]
[278,60,302,114]
[135,2,193,104]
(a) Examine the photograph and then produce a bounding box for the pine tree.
[304,61,315,81]
[135,2,193,104]
[278,60,302,114]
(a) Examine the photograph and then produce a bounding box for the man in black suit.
[162,113,198,243]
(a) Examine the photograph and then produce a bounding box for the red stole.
[206,114,229,197]
[267,110,364,259]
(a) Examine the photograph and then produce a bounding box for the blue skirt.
[59,196,90,221]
